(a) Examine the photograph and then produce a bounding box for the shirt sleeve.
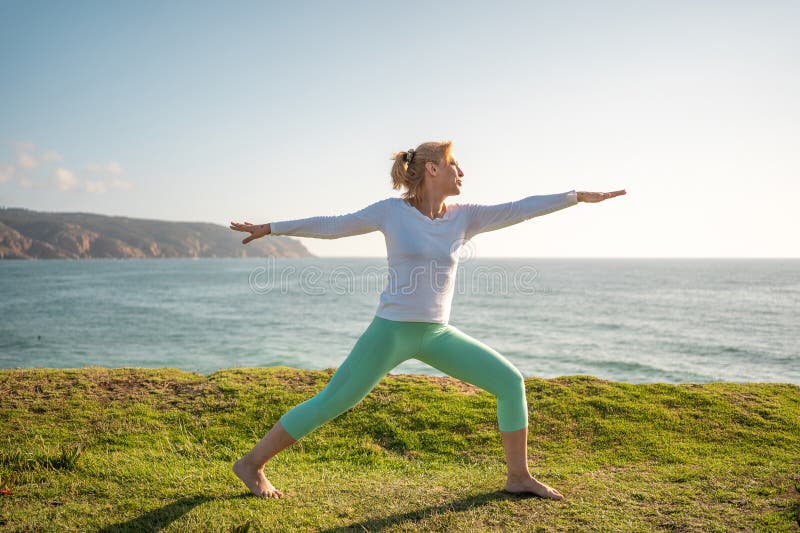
[464,190,578,240]
[269,199,386,239]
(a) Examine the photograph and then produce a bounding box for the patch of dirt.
[260,367,333,390]
[1,368,221,409]
[90,374,212,403]
[385,373,482,395]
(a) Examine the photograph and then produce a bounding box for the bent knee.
[508,369,526,394]
[480,367,526,399]
[498,367,526,398]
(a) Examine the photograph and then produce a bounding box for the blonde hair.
[389,140,453,202]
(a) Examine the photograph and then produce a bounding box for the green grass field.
[1,366,798,532]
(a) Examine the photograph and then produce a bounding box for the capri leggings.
[278,315,529,440]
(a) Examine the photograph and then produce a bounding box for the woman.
[229,140,626,500]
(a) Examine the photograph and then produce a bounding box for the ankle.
[239,454,265,470]
[506,471,532,481]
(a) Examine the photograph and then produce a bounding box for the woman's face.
[432,154,464,196]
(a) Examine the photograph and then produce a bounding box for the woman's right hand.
[230,221,271,244]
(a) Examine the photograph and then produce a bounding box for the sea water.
[1,257,797,384]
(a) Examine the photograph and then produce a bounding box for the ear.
[426,161,437,175]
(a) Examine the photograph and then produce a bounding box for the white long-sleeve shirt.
[270,190,578,323]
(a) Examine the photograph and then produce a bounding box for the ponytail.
[389,140,453,203]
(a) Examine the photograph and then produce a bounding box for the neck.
[410,193,448,220]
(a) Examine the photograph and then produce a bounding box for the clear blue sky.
[1,0,797,257]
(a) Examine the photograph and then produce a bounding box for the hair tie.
[405,148,416,164]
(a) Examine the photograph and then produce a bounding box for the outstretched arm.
[230,199,386,244]
[464,190,577,240]
[464,189,626,240]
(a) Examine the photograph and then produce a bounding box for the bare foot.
[233,458,284,498]
[504,474,564,500]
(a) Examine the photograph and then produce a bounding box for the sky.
[1,0,798,258]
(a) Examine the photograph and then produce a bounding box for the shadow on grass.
[97,492,286,532]
[320,489,550,532]
[93,489,551,532]
[96,495,215,532]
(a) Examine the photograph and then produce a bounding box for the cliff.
[0,207,312,259]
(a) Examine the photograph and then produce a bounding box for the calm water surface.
[1,258,798,384]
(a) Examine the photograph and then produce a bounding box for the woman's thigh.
[416,324,525,396]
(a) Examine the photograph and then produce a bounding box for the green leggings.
[278,315,529,440]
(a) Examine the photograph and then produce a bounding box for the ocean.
[1,257,798,384]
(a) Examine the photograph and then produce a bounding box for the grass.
[0,366,798,532]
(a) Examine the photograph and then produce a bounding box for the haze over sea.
[1,257,797,385]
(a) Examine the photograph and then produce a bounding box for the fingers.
[584,190,626,203]
[231,220,263,243]
[230,222,254,232]
[602,190,626,200]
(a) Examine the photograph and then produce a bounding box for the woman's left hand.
[577,190,626,203]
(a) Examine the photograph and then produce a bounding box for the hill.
[0,207,311,259]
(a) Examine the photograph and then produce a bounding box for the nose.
[457,167,464,177]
